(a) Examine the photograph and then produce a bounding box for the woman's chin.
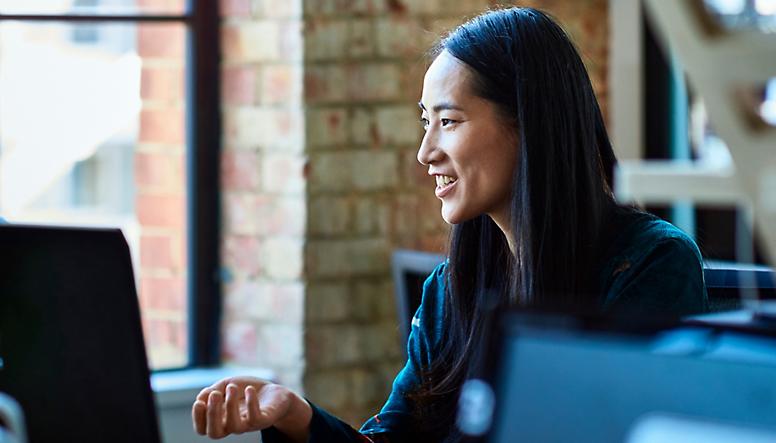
[441,206,464,225]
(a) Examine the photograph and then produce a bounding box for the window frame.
[0,0,223,370]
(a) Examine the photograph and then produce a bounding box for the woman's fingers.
[245,385,263,429]
[224,383,243,434]
[196,387,212,403]
[206,391,226,439]
[192,400,207,435]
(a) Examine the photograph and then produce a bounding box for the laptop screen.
[0,225,160,443]
[476,314,776,443]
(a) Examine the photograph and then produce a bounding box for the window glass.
[0,21,189,369]
[0,0,185,15]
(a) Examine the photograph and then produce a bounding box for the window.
[642,0,776,267]
[0,0,221,370]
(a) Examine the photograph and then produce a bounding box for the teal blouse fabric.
[262,213,708,443]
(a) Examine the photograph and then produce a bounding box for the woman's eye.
[420,117,429,129]
[441,118,455,127]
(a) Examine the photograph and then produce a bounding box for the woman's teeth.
[436,175,457,187]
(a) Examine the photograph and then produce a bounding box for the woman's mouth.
[435,175,458,198]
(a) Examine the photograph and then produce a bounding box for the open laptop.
[0,225,161,443]
[458,312,776,443]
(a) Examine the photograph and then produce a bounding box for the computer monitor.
[463,313,776,443]
[0,225,161,443]
[391,249,445,349]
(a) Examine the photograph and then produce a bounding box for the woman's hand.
[192,376,312,441]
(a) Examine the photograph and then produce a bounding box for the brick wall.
[219,0,610,427]
[136,22,188,369]
[220,0,308,392]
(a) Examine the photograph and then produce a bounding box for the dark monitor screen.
[482,316,776,443]
[0,225,160,443]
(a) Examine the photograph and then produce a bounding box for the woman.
[192,7,707,442]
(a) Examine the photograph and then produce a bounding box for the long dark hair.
[412,7,623,440]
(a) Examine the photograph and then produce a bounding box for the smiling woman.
[417,52,519,251]
[192,7,708,443]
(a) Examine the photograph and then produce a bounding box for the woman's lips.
[435,179,458,198]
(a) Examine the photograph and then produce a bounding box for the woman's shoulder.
[599,209,707,316]
[606,209,701,266]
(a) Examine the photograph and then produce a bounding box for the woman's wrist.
[272,390,313,443]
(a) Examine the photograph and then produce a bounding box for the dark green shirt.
[263,213,708,442]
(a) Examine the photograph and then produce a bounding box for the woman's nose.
[417,132,440,166]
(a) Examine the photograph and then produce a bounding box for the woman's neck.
[489,211,516,256]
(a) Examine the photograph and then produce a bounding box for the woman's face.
[418,50,518,226]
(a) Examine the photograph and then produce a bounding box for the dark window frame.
[0,0,223,369]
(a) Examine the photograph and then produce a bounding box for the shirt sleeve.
[261,262,447,443]
[602,237,708,318]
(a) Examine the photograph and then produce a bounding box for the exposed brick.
[137,0,185,12]
[221,149,262,191]
[222,21,281,63]
[303,0,340,16]
[391,193,419,235]
[352,0,388,15]
[223,234,263,277]
[309,195,352,236]
[140,233,182,270]
[141,65,184,103]
[346,63,402,101]
[279,20,305,62]
[260,64,302,105]
[375,16,424,57]
[350,107,375,146]
[351,151,399,191]
[350,280,381,321]
[265,237,304,280]
[140,276,186,311]
[306,238,389,278]
[353,197,389,235]
[262,153,307,195]
[305,324,364,367]
[401,147,430,188]
[220,0,254,17]
[257,323,303,367]
[262,0,303,18]
[373,105,422,146]
[304,65,348,103]
[225,280,305,323]
[307,107,349,149]
[139,107,185,145]
[308,151,353,192]
[223,192,264,234]
[137,194,186,228]
[347,19,374,57]
[138,23,185,59]
[304,370,350,411]
[225,107,304,150]
[135,151,185,192]
[305,282,351,322]
[223,321,259,363]
[255,196,306,236]
[304,19,349,61]
[222,65,259,106]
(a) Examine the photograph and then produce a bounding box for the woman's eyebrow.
[418,101,464,112]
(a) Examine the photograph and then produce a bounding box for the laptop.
[458,312,776,442]
[0,225,161,443]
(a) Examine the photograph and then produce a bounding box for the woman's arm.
[193,263,447,442]
[192,377,312,441]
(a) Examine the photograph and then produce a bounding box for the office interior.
[1,0,776,442]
